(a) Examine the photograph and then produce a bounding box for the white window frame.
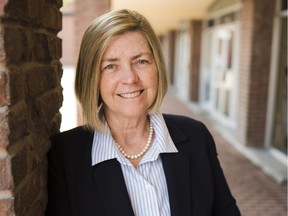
[265,0,287,161]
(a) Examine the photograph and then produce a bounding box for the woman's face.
[100,31,158,120]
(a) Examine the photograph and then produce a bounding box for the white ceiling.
[111,0,214,34]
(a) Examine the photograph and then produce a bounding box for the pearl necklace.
[115,121,154,160]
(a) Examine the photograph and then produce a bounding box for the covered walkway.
[160,89,287,216]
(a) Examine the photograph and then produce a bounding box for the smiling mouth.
[117,90,144,99]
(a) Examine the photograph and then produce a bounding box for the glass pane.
[216,88,220,110]
[227,32,233,69]
[272,17,287,154]
[224,89,230,116]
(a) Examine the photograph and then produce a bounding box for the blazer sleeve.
[203,124,241,216]
[46,135,73,216]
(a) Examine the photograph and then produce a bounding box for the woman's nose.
[121,65,139,84]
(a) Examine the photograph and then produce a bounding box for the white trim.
[269,148,288,165]
[205,2,242,20]
[173,30,191,101]
[215,123,287,184]
[265,2,281,148]
[231,22,240,128]
[265,0,287,161]
[199,28,214,108]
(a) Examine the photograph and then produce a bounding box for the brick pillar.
[160,30,176,85]
[166,31,176,85]
[74,0,110,125]
[238,0,276,146]
[188,20,202,102]
[0,0,62,215]
[75,0,110,63]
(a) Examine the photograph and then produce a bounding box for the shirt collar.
[91,111,178,166]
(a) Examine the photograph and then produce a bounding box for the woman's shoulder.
[53,126,93,141]
[163,113,204,128]
[162,113,211,139]
[50,126,94,154]
[162,113,215,154]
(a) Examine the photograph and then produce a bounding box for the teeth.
[119,91,141,98]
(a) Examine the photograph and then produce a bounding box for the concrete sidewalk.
[160,89,287,216]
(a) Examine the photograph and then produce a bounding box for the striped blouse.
[91,112,178,216]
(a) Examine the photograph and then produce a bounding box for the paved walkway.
[160,89,287,216]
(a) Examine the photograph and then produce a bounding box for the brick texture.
[160,30,176,85]
[237,0,276,146]
[167,31,176,85]
[74,0,110,64]
[0,0,62,215]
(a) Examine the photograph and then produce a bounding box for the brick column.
[166,31,176,85]
[188,20,202,102]
[74,0,110,125]
[238,0,276,146]
[75,0,110,64]
[0,0,62,215]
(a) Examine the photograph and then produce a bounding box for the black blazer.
[46,114,241,216]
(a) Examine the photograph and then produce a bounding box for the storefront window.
[271,13,287,154]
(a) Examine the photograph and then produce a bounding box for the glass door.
[210,24,239,124]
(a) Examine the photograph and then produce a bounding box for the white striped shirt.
[91,112,178,216]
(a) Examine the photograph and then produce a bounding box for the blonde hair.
[75,9,168,131]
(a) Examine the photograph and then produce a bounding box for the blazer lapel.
[162,116,193,216]
[92,159,134,216]
[162,153,192,216]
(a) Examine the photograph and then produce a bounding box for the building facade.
[162,0,287,183]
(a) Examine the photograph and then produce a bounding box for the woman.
[46,9,241,216]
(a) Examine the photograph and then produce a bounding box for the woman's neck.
[106,114,149,143]
[105,113,152,167]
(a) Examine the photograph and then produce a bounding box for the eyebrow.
[101,52,152,63]
[101,58,118,63]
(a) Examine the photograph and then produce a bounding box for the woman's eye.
[137,59,149,64]
[104,64,115,70]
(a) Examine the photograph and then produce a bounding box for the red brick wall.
[238,0,276,146]
[59,2,75,66]
[237,0,253,145]
[166,31,176,85]
[0,0,62,215]
[160,30,176,85]
[189,20,202,102]
[75,0,110,64]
